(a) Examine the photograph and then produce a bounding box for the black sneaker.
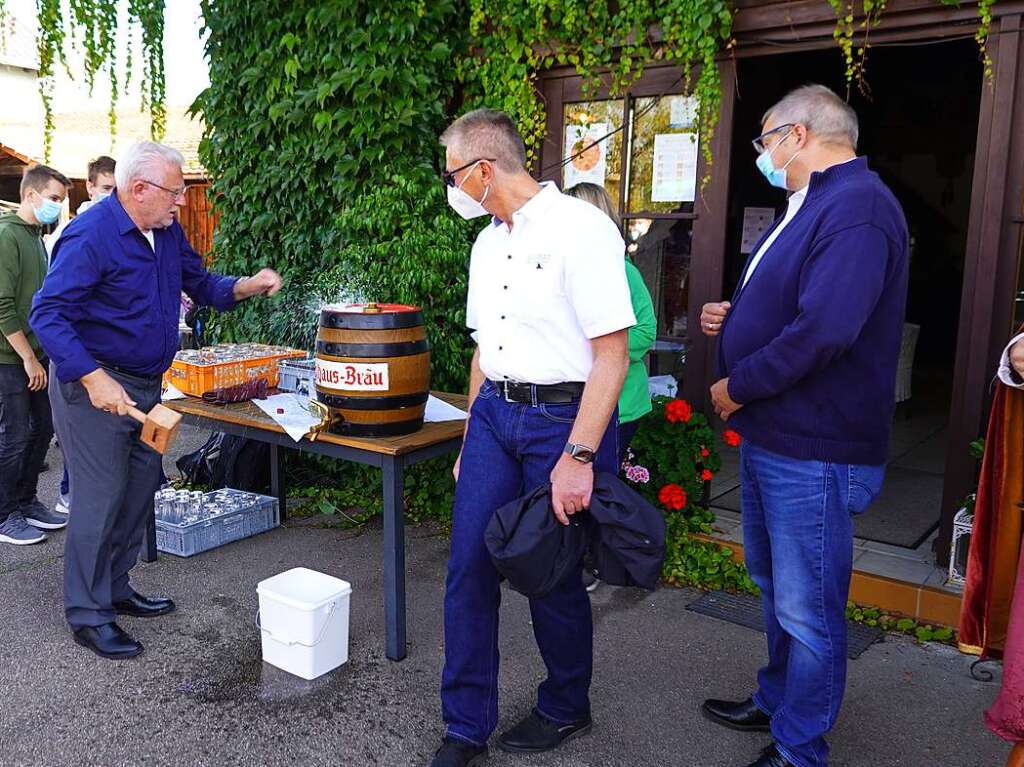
[497,708,592,754]
[429,737,487,767]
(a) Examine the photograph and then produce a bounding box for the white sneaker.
[55,493,70,515]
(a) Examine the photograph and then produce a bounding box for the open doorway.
[709,39,984,551]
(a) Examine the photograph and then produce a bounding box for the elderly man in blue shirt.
[30,141,282,660]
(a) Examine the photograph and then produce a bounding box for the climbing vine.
[462,0,734,179]
[18,0,166,159]
[829,0,997,94]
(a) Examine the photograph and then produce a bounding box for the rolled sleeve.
[566,216,636,339]
[998,332,1024,389]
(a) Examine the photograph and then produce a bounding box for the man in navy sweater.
[699,85,909,767]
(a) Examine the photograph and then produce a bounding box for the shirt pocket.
[519,252,565,317]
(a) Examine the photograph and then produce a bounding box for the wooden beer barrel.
[314,303,430,437]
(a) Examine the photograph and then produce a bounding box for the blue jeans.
[441,380,618,745]
[741,442,885,767]
[0,362,54,523]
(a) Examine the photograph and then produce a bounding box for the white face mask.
[446,161,490,219]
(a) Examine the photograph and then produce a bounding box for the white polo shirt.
[466,182,636,384]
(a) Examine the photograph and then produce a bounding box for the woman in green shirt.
[565,183,657,464]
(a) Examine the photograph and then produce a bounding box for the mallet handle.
[127,407,148,424]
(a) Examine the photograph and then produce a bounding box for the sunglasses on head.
[442,158,496,187]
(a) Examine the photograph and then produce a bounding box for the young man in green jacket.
[0,164,71,545]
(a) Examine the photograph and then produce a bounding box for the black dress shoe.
[497,709,592,754]
[429,737,488,766]
[702,697,771,733]
[113,591,176,618]
[73,623,144,659]
[745,744,795,767]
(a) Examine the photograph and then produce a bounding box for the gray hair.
[440,108,527,172]
[115,141,185,189]
[763,84,859,149]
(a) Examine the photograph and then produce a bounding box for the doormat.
[686,590,884,660]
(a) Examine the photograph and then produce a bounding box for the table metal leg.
[382,455,407,661]
[269,442,287,522]
[142,508,157,563]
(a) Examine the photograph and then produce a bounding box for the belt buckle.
[503,382,516,403]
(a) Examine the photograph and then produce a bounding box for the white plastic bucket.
[256,567,352,680]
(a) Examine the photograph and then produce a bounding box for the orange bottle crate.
[163,344,307,397]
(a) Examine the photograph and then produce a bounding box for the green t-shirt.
[619,259,656,424]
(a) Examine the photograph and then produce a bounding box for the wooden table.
[152,392,467,661]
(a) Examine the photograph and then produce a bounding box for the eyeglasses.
[752,124,795,155]
[142,179,187,199]
[442,158,496,188]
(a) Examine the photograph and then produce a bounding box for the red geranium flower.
[700,447,710,458]
[701,469,714,482]
[723,429,742,448]
[657,483,688,511]
[665,399,693,424]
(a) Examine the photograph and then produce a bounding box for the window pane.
[626,95,699,215]
[562,100,624,207]
[626,217,693,376]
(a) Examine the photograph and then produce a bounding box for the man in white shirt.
[429,109,635,767]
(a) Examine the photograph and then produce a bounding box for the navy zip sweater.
[718,157,909,466]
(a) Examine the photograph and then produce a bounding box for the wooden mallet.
[127,404,182,455]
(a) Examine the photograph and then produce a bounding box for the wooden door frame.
[938,11,1024,562]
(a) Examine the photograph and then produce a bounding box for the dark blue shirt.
[30,192,238,382]
[717,157,909,466]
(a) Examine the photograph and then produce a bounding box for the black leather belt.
[495,380,585,405]
[97,362,162,384]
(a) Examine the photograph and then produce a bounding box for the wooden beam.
[685,58,737,412]
[939,12,1024,563]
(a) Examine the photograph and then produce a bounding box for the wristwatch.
[564,442,596,464]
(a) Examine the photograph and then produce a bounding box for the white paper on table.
[424,395,467,422]
[252,393,321,442]
[161,382,186,401]
[649,375,679,398]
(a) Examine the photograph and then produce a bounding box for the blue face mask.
[755,132,800,191]
[33,197,62,226]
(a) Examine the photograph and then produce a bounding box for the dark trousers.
[441,380,618,746]
[741,442,885,767]
[49,364,163,629]
[0,361,53,523]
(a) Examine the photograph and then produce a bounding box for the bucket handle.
[255,601,339,648]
